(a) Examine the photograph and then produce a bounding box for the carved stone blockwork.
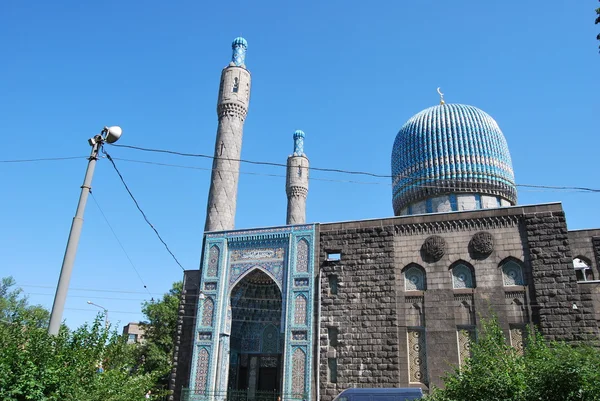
[395,215,519,236]
[421,235,446,263]
[469,231,494,259]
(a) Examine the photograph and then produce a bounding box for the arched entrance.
[228,269,283,398]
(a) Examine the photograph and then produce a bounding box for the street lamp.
[47,126,123,335]
[87,301,109,329]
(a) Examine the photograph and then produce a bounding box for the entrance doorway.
[228,270,283,396]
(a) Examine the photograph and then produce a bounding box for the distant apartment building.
[122,322,145,344]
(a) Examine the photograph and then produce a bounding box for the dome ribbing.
[391,103,516,215]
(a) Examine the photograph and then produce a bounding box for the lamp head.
[104,126,122,144]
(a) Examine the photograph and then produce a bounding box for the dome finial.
[437,87,445,105]
[231,37,248,67]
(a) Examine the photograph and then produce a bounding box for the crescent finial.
[437,87,445,105]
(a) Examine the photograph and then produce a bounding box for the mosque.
[170,38,600,401]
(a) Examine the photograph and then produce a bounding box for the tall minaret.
[205,37,251,232]
[286,130,309,225]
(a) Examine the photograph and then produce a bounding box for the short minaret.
[205,37,251,232]
[286,130,309,225]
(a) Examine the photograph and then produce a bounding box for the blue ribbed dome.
[391,103,517,215]
[232,37,248,48]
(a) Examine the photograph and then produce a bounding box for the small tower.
[286,130,309,225]
[205,37,251,232]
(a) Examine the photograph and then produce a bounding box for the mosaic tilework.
[405,266,426,291]
[452,264,474,289]
[294,295,307,325]
[296,239,309,273]
[293,130,305,156]
[194,348,210,393]
[510,326,526,355]
[408,329,428,384]
[231,37,247,67]
[229,262,283,290]
[294,278,309,287]
[207,246,220,277]
[262,325,279,353]
[391,103,517,215]
[292,348,306,397]
[292,331,307,341]
[503,261,525,286]
[457,329,475,367]
[261,356,279,368]
[230,247,285,262]
[201,298,214,326]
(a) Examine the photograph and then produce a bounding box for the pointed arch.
[450,260,475,289]
[292,348,306,396]
[403,263,427,291]
[296,238,309,273]
[500,257,526,286]
[228,265,283,294]
[194,347,210,393]
[207,245,220,277]
[201,297,214,326]
[573,255,594,281]
[294,295,307,325]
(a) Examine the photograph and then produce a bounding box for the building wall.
[170,270,201,401]
[568,229,600,279]
[123,322,145,343]
[317,203,599,399]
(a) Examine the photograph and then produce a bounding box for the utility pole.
[48,126,122,335]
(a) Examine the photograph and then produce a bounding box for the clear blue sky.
[1,1,599,329]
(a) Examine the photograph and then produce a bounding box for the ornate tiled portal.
[189,225,316,400]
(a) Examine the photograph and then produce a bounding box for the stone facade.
[170,270,201,401]
[204,51,251,232]
[317,203,599,399]
[286,131,309,225]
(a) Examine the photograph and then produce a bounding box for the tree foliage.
[136,281,182,392]
[1,276,49,328]
[428,317,600,401]
[0,277,155,401]
[596,1,600,51]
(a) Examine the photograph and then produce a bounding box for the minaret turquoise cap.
[231,37,248,66]
[293,130,305,156]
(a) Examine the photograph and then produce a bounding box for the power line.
[109,143,600,193]
[0,156,87,163]
[113,157,390,187]
[101,147,186,272]
[113,157,594,193]
[19,283,162,295]
[90,192,153,299]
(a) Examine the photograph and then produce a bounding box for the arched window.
[296,239,309,273]
[404,265,426,291]
[207,245,220,277]
[502,260,525,286]
[294,295,307,325]
[194,348,210,393]
[452,263,475,289]
[292,348,306,397]
[574,257,594,282]
[201,298,214,326]
[232,77,239,93]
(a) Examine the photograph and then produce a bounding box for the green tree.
[137,281,182,393]
[0,276,49,327]
[596,1,600,51]
[0,277,155,401]
[428,317,600,401]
